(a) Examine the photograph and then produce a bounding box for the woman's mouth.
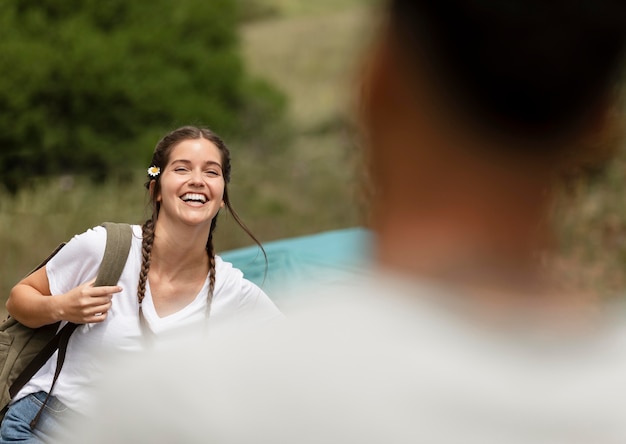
[180,193,207,204]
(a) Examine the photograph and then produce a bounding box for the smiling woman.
[2,125,282,443]
[139,129,251,319]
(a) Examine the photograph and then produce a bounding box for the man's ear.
[358,27,409,140]
[562,100,625,174]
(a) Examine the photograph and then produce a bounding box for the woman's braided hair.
[138,126,265,318]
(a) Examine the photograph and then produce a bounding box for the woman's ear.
[149,179,161,202]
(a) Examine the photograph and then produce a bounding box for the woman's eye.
[205,170,220,176]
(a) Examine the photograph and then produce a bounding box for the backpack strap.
[94,223,134,287]
[8,223,133,428]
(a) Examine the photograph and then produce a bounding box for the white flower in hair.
[147,166,160,177]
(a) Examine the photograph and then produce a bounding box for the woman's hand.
[57,278,122,324]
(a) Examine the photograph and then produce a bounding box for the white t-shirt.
[15,225,282,411]
[67,270,626,443]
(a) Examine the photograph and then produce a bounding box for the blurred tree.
[0,0,286,192]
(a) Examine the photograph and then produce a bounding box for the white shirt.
[16,225,282,411]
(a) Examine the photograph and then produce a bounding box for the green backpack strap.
[9,223,133,429]
[95,222,133,287]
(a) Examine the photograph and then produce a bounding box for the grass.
[241,0,376,20]
[0,176,145,310]
[241,6,375,128]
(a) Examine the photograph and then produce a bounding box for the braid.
[137,218,156,305]
[205,224,216,318]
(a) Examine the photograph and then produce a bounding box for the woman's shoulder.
[213,255,243,280]
[211,254,282,321]
[214,254,264,294]
[214,254,232,268]
[67,224,108,250]
[45,225,109,293]
[59,223,140,261]
[77,223,142,240]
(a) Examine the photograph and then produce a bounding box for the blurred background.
[1,0,625,309]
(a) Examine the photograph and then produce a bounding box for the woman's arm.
[7,266,121,328]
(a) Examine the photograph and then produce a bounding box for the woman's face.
[155,137,225,228]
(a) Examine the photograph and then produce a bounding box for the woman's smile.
[180,192,208,205]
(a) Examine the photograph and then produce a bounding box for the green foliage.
[0,0,286,193]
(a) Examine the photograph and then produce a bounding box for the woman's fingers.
[76,297,113,323]
[61,280,122,323]
[83,277,122,296]
[88,301,114,323]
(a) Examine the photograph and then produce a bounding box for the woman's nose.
[189,169,204,185]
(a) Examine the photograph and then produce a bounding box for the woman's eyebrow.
[204,161,223,169]
[170,159,223,169]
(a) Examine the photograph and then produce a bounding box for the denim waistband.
[29,391,69,414]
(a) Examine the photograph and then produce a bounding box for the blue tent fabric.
[219,227,372,305]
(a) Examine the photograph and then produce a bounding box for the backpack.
[0,222,133,427]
